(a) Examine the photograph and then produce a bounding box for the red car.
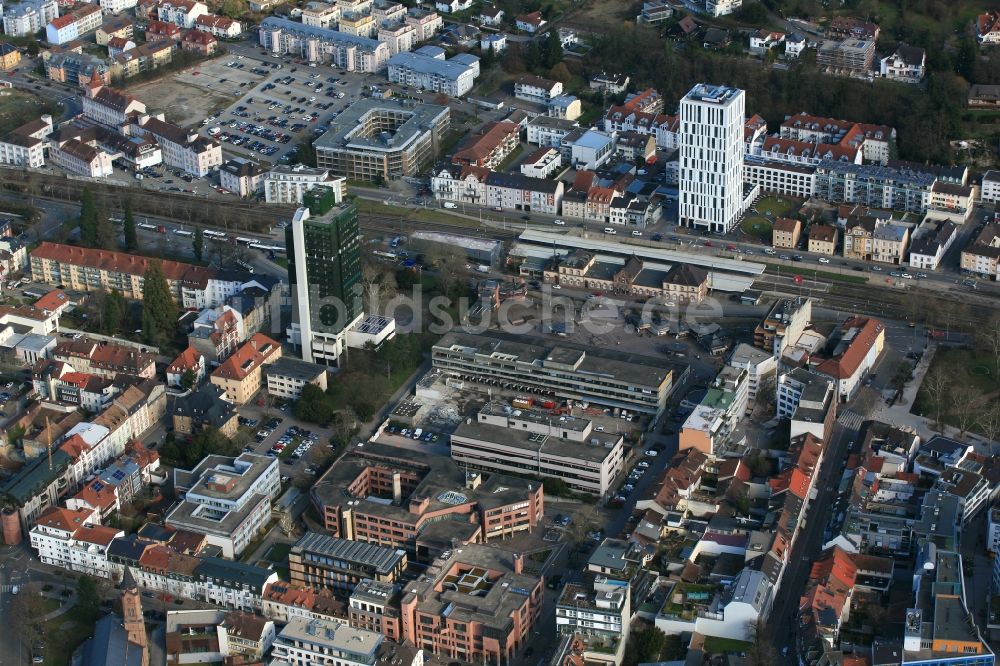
[726,243,737,250]
[704,241,713,247]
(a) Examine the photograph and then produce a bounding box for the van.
[763,248,776,255]
[443,202,457,209]
[604,227,616,235]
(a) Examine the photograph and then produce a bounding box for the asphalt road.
[765,409,862,660]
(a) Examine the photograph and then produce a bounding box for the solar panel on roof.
[112,470,127,481]
[92,481,105,492]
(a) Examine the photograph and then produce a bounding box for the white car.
[818,257,830,264]
[645,450,658,457]
[604,228,616,235]
[632,230,643,237]
[551,284,562,290]
[553,219,565,226]
[900,272,913,279]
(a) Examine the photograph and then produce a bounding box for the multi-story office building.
[166,453,280,558]
[777,368,836,441]
[399,545,542,664]
[258,17,390,72]
[29,242,247,309]
[313,99,449,181]
[816,38,875,75]
[263,164,346,204]
[433,331,683,417]
[264,356,328,400]
[288,532,407,593]
[742,157,817,198]
[312,442,543,557]
[387,51,478,96]
[286,202,363,365]
[450,402,626,497]
[679,84,747,232]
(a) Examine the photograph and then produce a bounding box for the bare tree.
[361,260,398,314]
[951,384,979,438]
[977,314,1000,380]
[921,366,950,432]
[11,584,47,646]
[978,404,1000,452]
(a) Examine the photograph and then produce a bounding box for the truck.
[476,265,490,274]
[512,396,534,409]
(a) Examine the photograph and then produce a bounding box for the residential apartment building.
[3,0,58,36]
[485,172,563,215]
[982,171,1000,204]
[843,216,910,264]
[679,83,747,233]
[219,157,265,197]
[312,442,543,555]
[0,132,46,169]
[514,74,562,103]
[288,532,407,593]
[817,161,935,214]
[48,138,115,178]
[909,218,956,270]
[314,99,449,181]
[780,113,896,165]
[813,316,884,402]
[46,5,103,45]
[53,340,156,379]
[753,296,812,357]
[263,164,346,204]
[679,365,749,457]
[29,507,124,578]
[258,17,390,72]
[556,580,630,665]
[134,116,221,176]
[727,343,777,413]
[452,121,518,169]
[30,242,248,309]
[520,147,562,179]
[404,8,442,41]
[157,0,207,27]
[350,580,401,641]
[386,50,479,96]
[301,2,341,28]
[400,545,542,664]
[742,157,817,198]
[902,550,994,666]
[450,402,625,497]
[816,38,875,75]
[772,217,801,249]
[194,13,241,38]
[378,23,417,55]
[777,368,836,441]
[960,223,1000,280]
[166,453,280,558]
[880,43,925,83]
[977,11,1000,45]
[526,115,579,148]
[264,356,327,400]
[209,333,282,404]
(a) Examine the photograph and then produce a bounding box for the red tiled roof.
[32,241,216,288]
[183,29,217,45]
[815,316,884,380]
[195,13,237,29]
[73,480,119,511]
[168,346,203,374]
[59,434,89,460]
[34,289,69,313]
[453,121,518,165]
[74,524,122,545]
[34,506,93,532]
[49,4,101,30]
[211,333,280,381]
[146,20,181,35]
[979,12,1000,37]
[516,10,543,25]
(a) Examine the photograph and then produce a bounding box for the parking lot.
[233,405,337,481]
[188,52,377,164]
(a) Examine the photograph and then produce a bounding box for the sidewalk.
[39,592,75,621]
[868,343,993,450]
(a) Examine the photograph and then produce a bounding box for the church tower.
[120,567,149,666]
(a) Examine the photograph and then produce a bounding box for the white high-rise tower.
[679,83,746,233]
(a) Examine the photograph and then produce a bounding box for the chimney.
[513,553,523,575]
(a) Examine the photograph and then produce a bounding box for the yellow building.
[0,44,21,71]
[210,334,282,405]
[772,217,801,249]
[808,224,839,255]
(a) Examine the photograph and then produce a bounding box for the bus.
[373,250,397,260]
[235,236,255,246]
[173,229,193,237]
[235,259,255,273]
[249,242,284,253]
[203,230,227,240]
[137,223,158,231]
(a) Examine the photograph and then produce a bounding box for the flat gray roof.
[314,98,448,155]
[265,356,327,383]
[261,16,382,50]
[388,51,474,81]
[292,532,405,576]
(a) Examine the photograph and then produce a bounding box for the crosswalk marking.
[838,409,864,432]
